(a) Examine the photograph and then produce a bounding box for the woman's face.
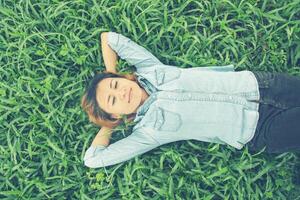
[96,77,143,118]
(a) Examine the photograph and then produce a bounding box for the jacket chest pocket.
[155,68,181,86]
[143,106,182,132]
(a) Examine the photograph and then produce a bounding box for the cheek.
[132,87,139,101]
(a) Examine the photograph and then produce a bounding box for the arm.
[101,32,234,72]
[101,32,117,73]
[103,31,163,70]
[91,126,113,147]
[83,127,160,168]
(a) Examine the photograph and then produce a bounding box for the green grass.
[1,0,300,199]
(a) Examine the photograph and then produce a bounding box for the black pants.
[246,71,300,154]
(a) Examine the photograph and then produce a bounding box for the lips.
[128,88,131,103]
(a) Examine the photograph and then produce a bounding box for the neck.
[132,88,149,116]
[140,88,149,105]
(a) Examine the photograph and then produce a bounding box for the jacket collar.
[133,92,157,123]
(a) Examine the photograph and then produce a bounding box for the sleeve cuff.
[107,32,120,52]
[83,145,107,160]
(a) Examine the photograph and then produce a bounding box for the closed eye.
[112,81,117,106]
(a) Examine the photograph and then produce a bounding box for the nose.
[114,87,127,101]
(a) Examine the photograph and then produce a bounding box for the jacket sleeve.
[83,128,160,168]
[107,32,163,69]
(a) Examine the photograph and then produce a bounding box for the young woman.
[82,32,300,168]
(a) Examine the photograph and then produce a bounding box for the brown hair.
[81,70,138,128]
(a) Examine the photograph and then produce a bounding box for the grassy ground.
[1,0,300,199]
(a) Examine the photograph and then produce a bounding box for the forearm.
[91,126,113,147]
[101,32,118,73]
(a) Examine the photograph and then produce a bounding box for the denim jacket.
[84,32,260,168]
